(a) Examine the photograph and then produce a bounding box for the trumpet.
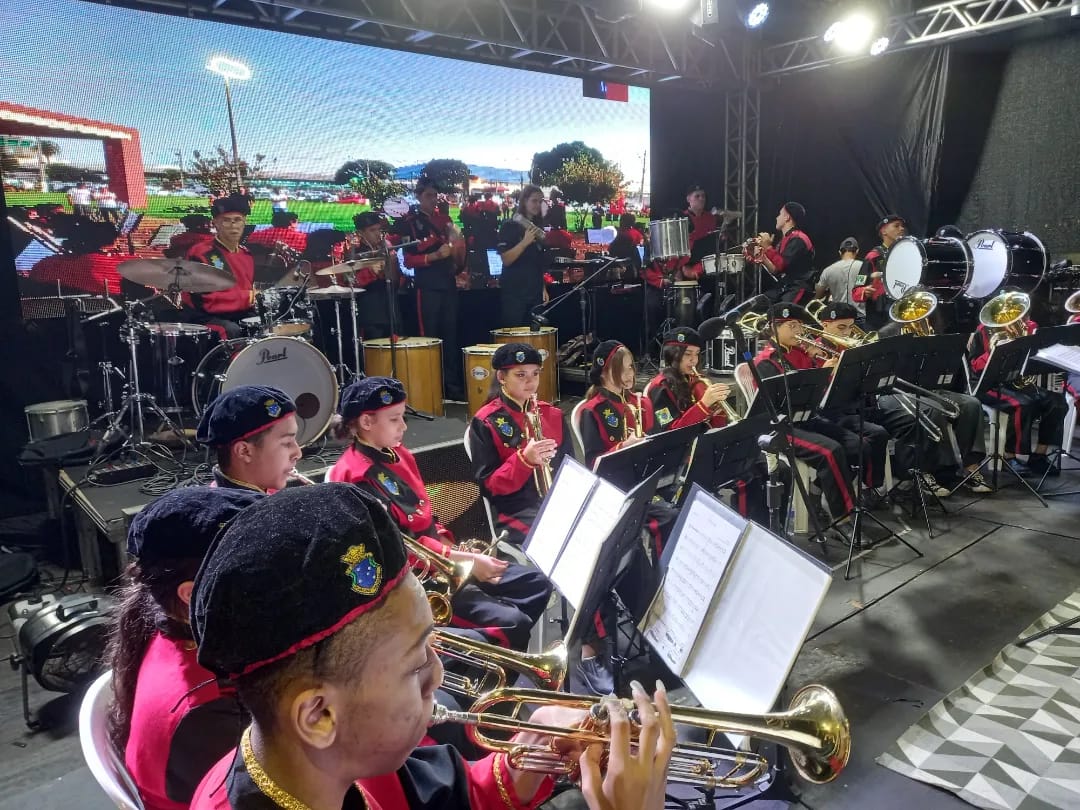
[402,535,473,625]
[889,289,938,336]
[623,391,645,440]
[690,369,741,423]
[514,213,547,248]
[430,684,850,788]
[527,394,554,497]
[433,631,567,697]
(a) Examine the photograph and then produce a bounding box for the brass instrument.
[430,684,851,788]
[433,631,567,697]
[981,289,1032,349]
[623,391,645,440]
[402,535,473,625]
[690,369,741,423]
[528,394,554,496]
[800,325,864,352]
[794,334,841,359]
[889,289,939,336]
[287,468,319,485]
[735,312,769,335]
[1065,289,1080,317]
[513,213,547,247]
[805,300,878,344]
[805,298,827,321]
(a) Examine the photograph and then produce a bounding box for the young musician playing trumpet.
[329,377,551,652]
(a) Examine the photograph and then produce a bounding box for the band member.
[498,185,548,327]
[751,305,856,520]
[814,237,862,312]
[646,327,733,431]
[682,184,723,274]
[607,213,645,276]
[195,385,301,493]
[182,193,257,339]
[756,202,814,305]
[853,214,906,330]
[343,211,403,340]
[164,214,212,258]
[328,376,552,651]
[468,343,573,546]
[398,177,465,399]
[188,485,676,810]
[107,487,258,810]
[244,210,308,253]
[969,316,1068,476]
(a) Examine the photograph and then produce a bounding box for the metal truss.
[724,53,759,241]
[760,0,1077,77]
[90,0,747,87]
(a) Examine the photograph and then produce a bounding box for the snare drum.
[143,322,216,412]
[966,229,1048,298]
[364,337,444,417]
[463,344,501,417]
[672,280,700,327]
[256,286,313,337]
[883,236,972,301]
[491,326,559,403]
[239,317,265,337]
[191,336,337,446]
[648,219,690,260]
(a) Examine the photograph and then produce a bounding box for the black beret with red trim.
[196,385,296,447]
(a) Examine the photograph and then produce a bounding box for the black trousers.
[981,385,1068,454]
[500,288,542,329]
[932,390,987,470]
[871,395,919,480]
[178,307,251,340]
[449,563,552,651]
[812,414,889,489]
[416,287,463,391]
[787,426,855,519]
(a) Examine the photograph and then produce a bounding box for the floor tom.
[143,322,216,412]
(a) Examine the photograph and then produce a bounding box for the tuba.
[402,535,473,625]
[527,394,554,496]
[1065,290,1080,324]
[431,684,851,788]
[980,289,1031,349]
[433,631,567,697]
[889,289,938,336]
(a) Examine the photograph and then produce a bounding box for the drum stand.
[99,303,192,453]
[328,294,352,388]
[380,250,433,421]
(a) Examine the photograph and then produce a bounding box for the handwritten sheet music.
[643,491,744,674]
[524,459,596,576]
[550,478,627,610]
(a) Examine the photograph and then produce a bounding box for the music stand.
[820,339,923,579]
[675,413,773,507]
[536,257,622,363]
[593,422,705,495]
[1024,324,1080,492]
[891,333,967,536]
[961,332,1047,505]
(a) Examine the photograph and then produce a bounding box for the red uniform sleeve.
[970,326,991,373]
[465,753,555,810]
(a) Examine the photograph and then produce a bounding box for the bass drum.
[191,336,337,446]
[966,229,1049,299]
[883,236,972,301]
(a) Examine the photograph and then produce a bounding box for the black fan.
[8,593,117,728]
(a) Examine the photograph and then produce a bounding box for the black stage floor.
[4,433,1080,808]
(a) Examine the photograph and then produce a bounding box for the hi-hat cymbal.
[316,258,385,277]
[308,285,366,298]
[118,258,235,292]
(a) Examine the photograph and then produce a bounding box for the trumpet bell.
[979,289,1031,335]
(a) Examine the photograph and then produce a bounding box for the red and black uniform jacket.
[328,443,455,560]
[244,226,308,253]
[763,229,814,288]
[751,342,819,379]
[543,227,575,252]
[183,239,256,315]
[165,230,212,258]
[579,389,656,469]
[969,320,1039,376]
[469,395,572,521]
[126,633,245,810]
[852,244,888,305]
[646,372,728,432]
[191,745,554,810]
[399,208,457,291]
[210,467,274,495]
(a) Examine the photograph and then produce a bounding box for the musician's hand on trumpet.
[466,553,508,584]
[523,437,559,467]
[699,381,732,410]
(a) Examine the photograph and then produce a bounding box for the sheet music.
[523,459,597,576]
[642,490,744,674]
[550,478,627,610]
[683,521,831,716]
[1033,344,1080,374]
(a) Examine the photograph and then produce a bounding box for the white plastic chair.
[79,671,145,810]
[569,399,588,465]
[1063,392,1077,455]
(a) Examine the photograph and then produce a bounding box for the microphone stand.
[536,257,622,363]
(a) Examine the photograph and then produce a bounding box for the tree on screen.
[552,154,624,206]
[531,141,604,185]
[334,159,396,185]
[190,147,267,194]
[420,159,470,194]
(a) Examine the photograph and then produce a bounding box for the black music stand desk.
[593,422,703,495]
[675,414,773,508]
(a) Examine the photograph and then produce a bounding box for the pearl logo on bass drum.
[256,345,289,365]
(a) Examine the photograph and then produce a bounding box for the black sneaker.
[1027,453,1059,478]
[573,656,615,695]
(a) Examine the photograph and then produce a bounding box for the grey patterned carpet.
[879,588,1080,810]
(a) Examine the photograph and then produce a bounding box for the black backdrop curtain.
[649,85,727,217]
[758,47,950,262]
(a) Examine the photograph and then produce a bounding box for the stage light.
[642,0,695,12]
[205,56,251,82]
[823,12,875,54]
[869,36,890,56]
[746,2,770,28]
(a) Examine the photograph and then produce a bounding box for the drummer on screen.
[852,214,906,330]
[181,193,257,339]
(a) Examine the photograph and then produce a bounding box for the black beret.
[686,183,706,196]
[210,193,251,217]
[492,343,543,369]
[180,214,211,230]
[877,214,906,232]
[192,483,409,679]
[339,376,407,420]
[353,211,383,230]
[196,385,296,447]
[839,237,859,252]
[589,340,626,384]
[127,486,262,563]
[270,211,298,228]
[783,202,806,225]
[818,302,859,322]
[768,303,817,326]
[662,327,703,348]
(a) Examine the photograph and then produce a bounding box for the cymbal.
[308,285,366,298]
[118,258,235,293]
[316,258,384,277]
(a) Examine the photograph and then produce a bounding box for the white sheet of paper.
[550,478,627,610]
[524,459,596,576]
[683,522,831,717]
[643,491,744,674]
[1034,344,1080,374]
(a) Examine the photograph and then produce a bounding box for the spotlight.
[746,2,770,28]
[822,12,875,54]
[869,36,890,55]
